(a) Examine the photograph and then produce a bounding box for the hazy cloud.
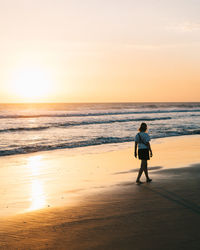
[167,22,200,32]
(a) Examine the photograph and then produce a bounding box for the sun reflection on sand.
[27,155,47,211]
[30,179,46,210]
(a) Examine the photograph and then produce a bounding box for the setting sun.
[10,66,53,102]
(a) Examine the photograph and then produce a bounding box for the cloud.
[167,22,200,32]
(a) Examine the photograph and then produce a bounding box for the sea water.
[0,102,199,156]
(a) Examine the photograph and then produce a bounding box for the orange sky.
[0,0,200,102]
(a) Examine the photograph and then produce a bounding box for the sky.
[0,0,200,102]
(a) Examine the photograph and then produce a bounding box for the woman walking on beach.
[134,123,153,184]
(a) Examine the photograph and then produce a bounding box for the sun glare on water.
[10,66,54,102]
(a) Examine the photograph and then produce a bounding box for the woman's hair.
[139,122,147,132]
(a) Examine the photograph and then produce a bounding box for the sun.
[10,66,53,101]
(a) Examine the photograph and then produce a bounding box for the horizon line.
[0,101,200,104]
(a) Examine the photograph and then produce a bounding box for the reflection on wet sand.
[27,156,46,211]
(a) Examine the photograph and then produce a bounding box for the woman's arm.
[134,142,138,158]
[148,142,153,157]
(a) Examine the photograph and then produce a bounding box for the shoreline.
[0,135,200,217]
[1,135,200,249]
[0,133,200,159]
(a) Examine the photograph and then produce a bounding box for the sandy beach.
[1,135,200,249]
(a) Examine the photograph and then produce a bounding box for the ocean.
[0,102,200,157]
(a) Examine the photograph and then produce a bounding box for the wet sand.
[0,135,200,249]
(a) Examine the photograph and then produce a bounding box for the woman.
[134,122,153,184]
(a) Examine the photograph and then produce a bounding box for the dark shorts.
[138,148,150,160]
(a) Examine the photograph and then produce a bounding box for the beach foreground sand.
[0,135,200,249]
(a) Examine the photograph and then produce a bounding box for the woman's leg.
[136,160,151,182]
[136,160,145,182]
[142,160,150,180]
